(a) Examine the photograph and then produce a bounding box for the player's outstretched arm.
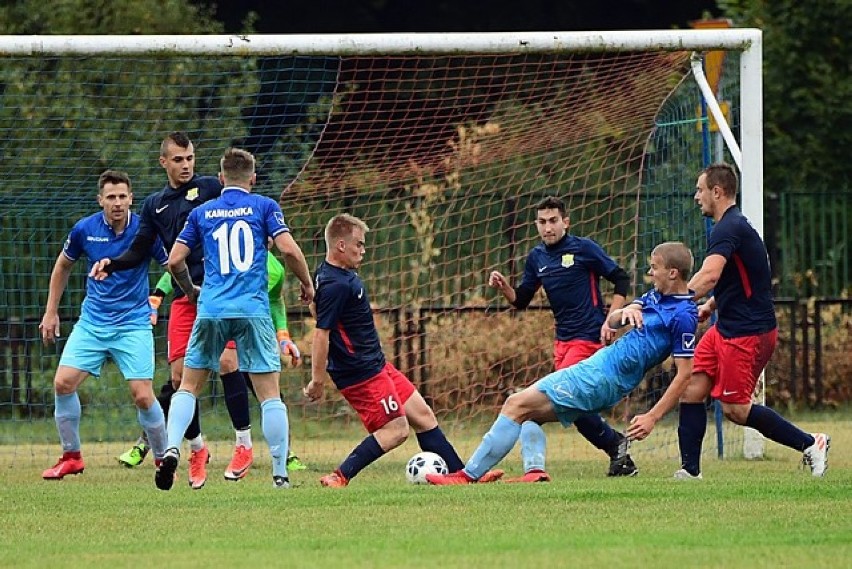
[304,327,331,401]
[273,232,314,304]
[89,233,156,281]
[627,357,693,441]
[688,253,726,300]
[607,303,644,331]
[167,242,199,303]
[39,253,75,345]
[487,270,517,304]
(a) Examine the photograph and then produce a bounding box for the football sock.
[338,434,384,481]
[188,434,205,452]
[54,392,81,453]
[221,371,251,431]
[157,381,175,417]
[574,414,620,457]
[745,404,814,452]
[416,427,464,472]
[520,421,547,473]
[236,427,253,449]
[465,414,521,480]
[678,402,707,475]
[137,400,167,460]
[184,398,202,441]
[166,390,196,450]
[260,398,289,478]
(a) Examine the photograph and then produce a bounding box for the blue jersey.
[550,289,697,412]
[518,234,620,341]
[63,212,168,329]
[176,187,288,319]
[706,206,776,337]
[313,261,386,389]
[136,175,222,298]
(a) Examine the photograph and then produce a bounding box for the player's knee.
[679,374,711,403]
[721,404,749,425]
[53,376,76,395]
[219,351,238,374]
[502,391,532,422]
[377,417,409,450]
[132,391,155,410]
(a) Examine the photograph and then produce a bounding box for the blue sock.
[261,398,289,478]
[416,427,464,472]
[465,414,521,480]
[222,371,251,431]
[520,421,547,472]
[54,392,81,452]
[166,390,196,450]
[745,405,814,452]
[338,435,385,481]
[678,402,707,475]
[574,414,621,457]
[137,400,167,460]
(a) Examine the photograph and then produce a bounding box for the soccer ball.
[405,451,448,484]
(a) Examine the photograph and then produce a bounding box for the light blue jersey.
[534,288,697,425]
[63,212,167,329]
[177,187,289,319]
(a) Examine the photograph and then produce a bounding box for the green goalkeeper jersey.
[154,253,288,331]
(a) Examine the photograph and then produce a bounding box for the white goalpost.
[0,30,764,464]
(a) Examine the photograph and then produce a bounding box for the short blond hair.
[220,147,255,184]
[324,213,369,250]
[652,242,694,280]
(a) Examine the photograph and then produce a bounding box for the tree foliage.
[719,0,852,192]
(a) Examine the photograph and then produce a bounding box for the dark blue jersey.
[517,234,619,342]
[314,261,385,389]
[707,207,776,337]
[136,175,222,296]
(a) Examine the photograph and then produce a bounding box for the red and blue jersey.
[313,261,386,389]
[136,175,222,297]
[706,207,776,337]
[63,211,167,329]
[517,234,620,342]
[177,187,289,319]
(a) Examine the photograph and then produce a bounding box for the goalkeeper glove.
[277,330,301,366]
[148,295,163,326]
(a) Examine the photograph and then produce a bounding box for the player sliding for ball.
[304,213,503,487]
[428,242,698,485]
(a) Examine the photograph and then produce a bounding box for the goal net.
[0,32,761,470]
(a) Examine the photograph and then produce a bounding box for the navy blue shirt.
[64,212,168,329]
[136,175,222,297]
[706,206,776,337]
[314,261,385,389]
[517,234,619,342]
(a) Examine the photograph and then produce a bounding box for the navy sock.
[221,371,251,431]
[416,427,464,472]
[745,405,814,452]
[338,434,385,481]
[157,381,175,418]
[574,414,621,457]
[184,398,201,441]
[678,402,707,475]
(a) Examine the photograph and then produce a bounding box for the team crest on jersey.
[185,188,199,201]
[561,254,574,268]
[682,333,696,351]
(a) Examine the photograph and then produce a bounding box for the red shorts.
[553,339,603,370]
[339,362,417,433]
[224,340,237,350]
[167,296,197,363]
[693,324,778,404]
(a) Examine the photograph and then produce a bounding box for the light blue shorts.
[184,317,280,374]
[533,366,623,428]
[59,321,154,379]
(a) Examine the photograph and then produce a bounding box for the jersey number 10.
[212,220,254,274]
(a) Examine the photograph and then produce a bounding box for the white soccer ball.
[405,451,448,484]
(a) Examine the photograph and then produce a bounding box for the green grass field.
[1,417,850,569]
